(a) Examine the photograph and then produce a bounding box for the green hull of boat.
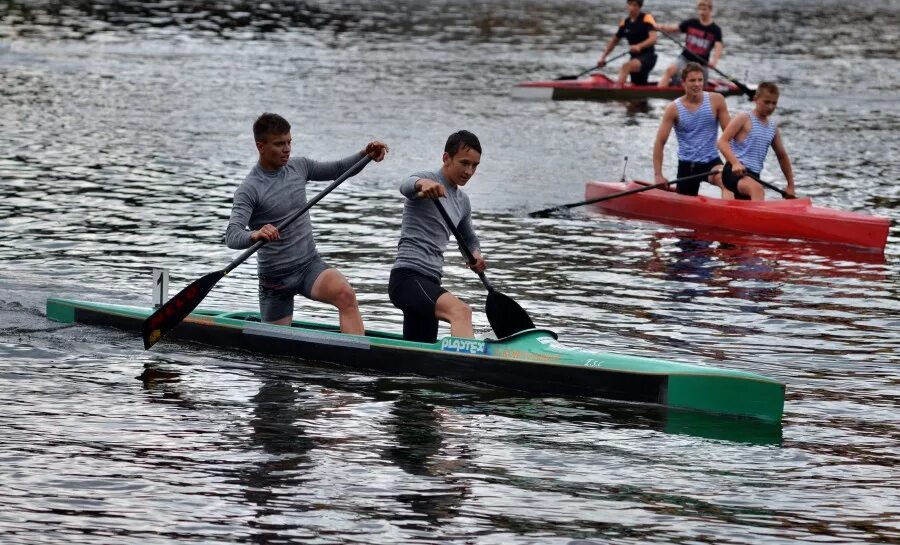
[46,297,785,422]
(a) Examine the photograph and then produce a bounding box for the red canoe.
[584,181,891,250]
[512,73,744,101]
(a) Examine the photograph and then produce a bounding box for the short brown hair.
[756,82,779,97]
[253,112,291,142]
[681,62,705,82]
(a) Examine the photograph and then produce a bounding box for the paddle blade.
[485,290,535,339]
[554,75,578,81]
[529,205,566,218]
[142,270,224,350]
[737,82,756,100]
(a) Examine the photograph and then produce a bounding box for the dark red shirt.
[678,18,723,62]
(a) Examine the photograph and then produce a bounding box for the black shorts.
[676,158,722,196]
[388,267,447,344]
[721,162,758,201]
[630,52,658,85]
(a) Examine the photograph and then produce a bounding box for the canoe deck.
[512,73,744,101]
[585,181,890,250]
[46,297,785,423]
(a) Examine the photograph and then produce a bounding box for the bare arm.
[709,41,723,68]
[718,113,750,172]
[711,93,731,131]
[771,129,795,194]
[655,23,679,33]
[599,35,621,65]
[653,103,678,184]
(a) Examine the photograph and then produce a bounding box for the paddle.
[142,155,373,350]
[656,28,756,99]
[555,51,629,80]
[432,199,535,339]
[748,172,797,199]
[722,163,796,200]
[528,169,715,218]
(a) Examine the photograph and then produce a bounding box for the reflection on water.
[2,0,900,543]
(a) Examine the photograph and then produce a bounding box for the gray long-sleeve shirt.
[392,168,480,280]
[225,152,366,274]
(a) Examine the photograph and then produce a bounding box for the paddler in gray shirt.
[225,112,388,334]
[389,130,486,343]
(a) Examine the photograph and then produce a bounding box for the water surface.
[1,1,899,543]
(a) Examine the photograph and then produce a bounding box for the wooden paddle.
[529,169,716,218]
[555,51,629,80]
[432,199,535,339]
[656,29,756,99]
[142,155,373,350]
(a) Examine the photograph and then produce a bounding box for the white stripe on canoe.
[243,323,371,350]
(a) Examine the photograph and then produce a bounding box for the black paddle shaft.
[224,155,373,275]
[556,51,629,80]
[657,29,755,99]
[432,199,494,291]
[529,169,715,218]
[432,198,536,338]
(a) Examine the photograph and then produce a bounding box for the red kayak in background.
[512,73,745,101]
[584,181,891,250]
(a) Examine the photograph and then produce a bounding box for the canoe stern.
[668,373,785,422]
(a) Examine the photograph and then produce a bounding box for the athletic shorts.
[670,54,709,86]
[388,267,447,344]
[258,256,331,322]
[630,52,658,85]
[721,162,758,201]
[676,158,722,196]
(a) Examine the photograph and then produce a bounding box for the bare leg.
[310,268,364,335]
[737,177,766,201]
[709,168,734,199]
[658,64,677,87]
[617,59,642,86]
[434,292,474,338]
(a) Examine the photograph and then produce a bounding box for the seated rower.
[656,0,723,87]
[597,0,658,86]
[718,82,795,201]
[653,62,731,198]
[388,130,486,343]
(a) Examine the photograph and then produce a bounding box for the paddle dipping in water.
[388,130,534,342]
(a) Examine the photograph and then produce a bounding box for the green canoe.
[46,297,785,422]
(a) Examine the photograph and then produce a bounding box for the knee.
[332,284,359,311]
[449,302,473,324]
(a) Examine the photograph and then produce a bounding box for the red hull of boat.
[512,73,744,101]
[584,181,891,250]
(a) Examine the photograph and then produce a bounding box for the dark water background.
[1,1,898,543]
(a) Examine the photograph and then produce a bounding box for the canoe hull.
[46,298,785,422]
[512,73,743,101]
[585,181,890,250]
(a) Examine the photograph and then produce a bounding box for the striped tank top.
[674,92,719,163]
[730,113,777,174]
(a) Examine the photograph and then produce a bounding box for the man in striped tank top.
[653,62,731,197]
[718,82,795,200]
